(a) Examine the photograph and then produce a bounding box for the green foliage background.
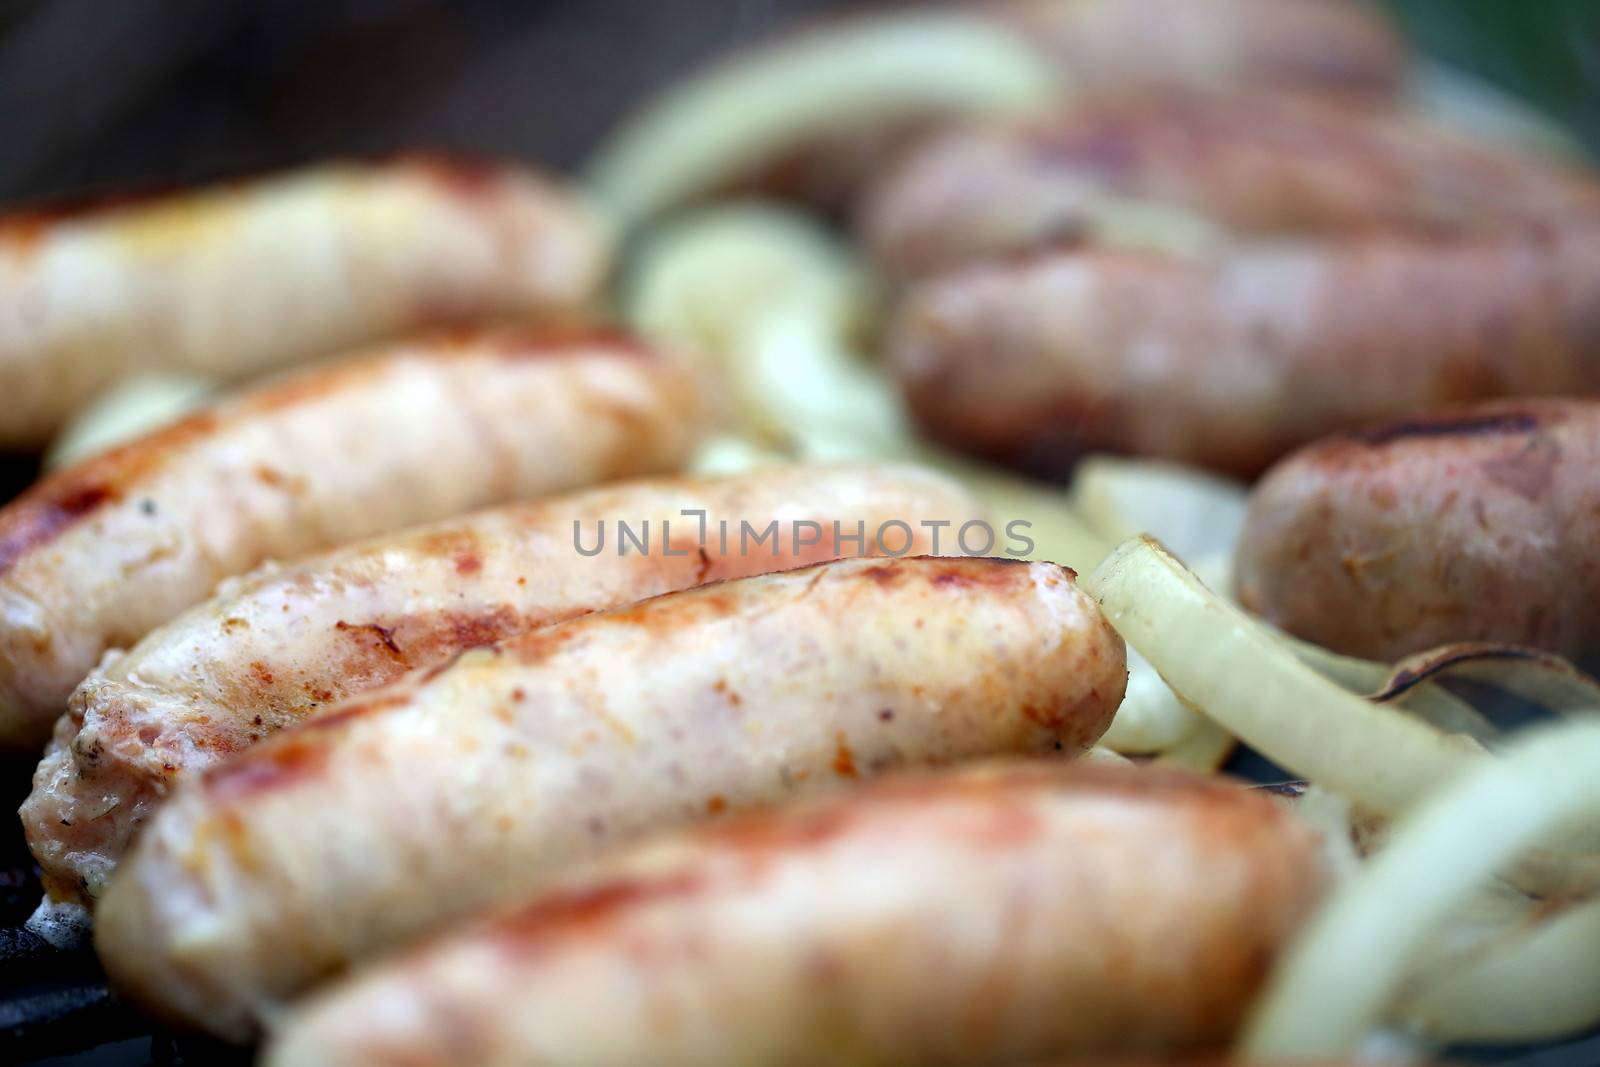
[1389,0,1600,152]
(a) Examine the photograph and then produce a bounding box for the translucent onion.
[46,372,214,468]
[585,12,1058,230]
[924,454,1110,572]
[624,204,870,442]
[1281,634,1499,743]
[1152,717,1236,772]
[1083,536,1480,816]
[1068,455,1248,567]
[625,204,1117,573]
[1240,720,1600,1058]
[1291,785,1365,883]
[684,434,788,475]
[1401,894,1600,1042]
[1099,647,1206,754]
[1373,642,1600,719]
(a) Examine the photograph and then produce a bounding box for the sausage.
[261,760,1326,1067]
[863,91,1600,279]
[1234,398,1600,662]
[889,227,1600,479]
[94,556,1127,1038]
[0,155,608,447]
[991,0,1398,99]
[729,0,1401,212]
[0,328,700,749]
[23,463,983,907]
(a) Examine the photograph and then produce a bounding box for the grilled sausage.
[95,556,1126,1038]
[0,329,700,749]
[0,156,608,447]
[262,761,1326,1067]
[24,463,982,907]
[863,91,1600,279]
[1235,398,1600,662]
[890,227,1600,479]
[992,0,1398,99]
[730,0,1401,212]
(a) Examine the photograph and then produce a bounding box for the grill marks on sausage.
[0,337,656,579]
[332,606,533,679]
[205,606,538,799]
[0,482,116,574]
[496,873,708,953]
[199,559,1075,808]
[831,733,858,779]
[0,334,659,576]
[1354,411,1542,446]
[0,411,221,575]
[202,690,415,800]
[334,620,402,657]
[490,767,1262,955]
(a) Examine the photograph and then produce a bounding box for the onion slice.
[1374,642,1600,719]
[586,12,1057,230]
[1401,894,1600,1042]
[46,372,214,468]
[1069,455,1247,568]
[1240,720,1600,1058]
[1152,717,1236,772]
[625,204,1117,572]
[1083,536,1480,816]
[1282,635,1500,743]
[1100,646,1206,754]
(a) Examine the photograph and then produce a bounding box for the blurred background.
[0,0,1592,207]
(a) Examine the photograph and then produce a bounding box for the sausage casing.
[863,91,1600,279]
[0,328,700,748]
[1235,398,1600,662]
[94,556,1126,1038]
[264,761,1327,1067]
[24,463,982,905]
[890,231,1600,478]
[991,0,1399,99]
[0,156,608,446]
[732,0,1401,211]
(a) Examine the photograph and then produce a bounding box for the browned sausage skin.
[863,91,1600,280]
[94,556,1126,1038]
[870,85,1600,478]
[991,0,1400,99]
[731,0,1402,212]
[23,463,981,907]
[890,230,1600,480]
[262,761,1327,1067]
[0,327,701,749]
[1235,398,1600,661]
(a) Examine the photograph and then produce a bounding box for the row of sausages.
[0,322,1327,1061]
[0,0,1581,1060]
